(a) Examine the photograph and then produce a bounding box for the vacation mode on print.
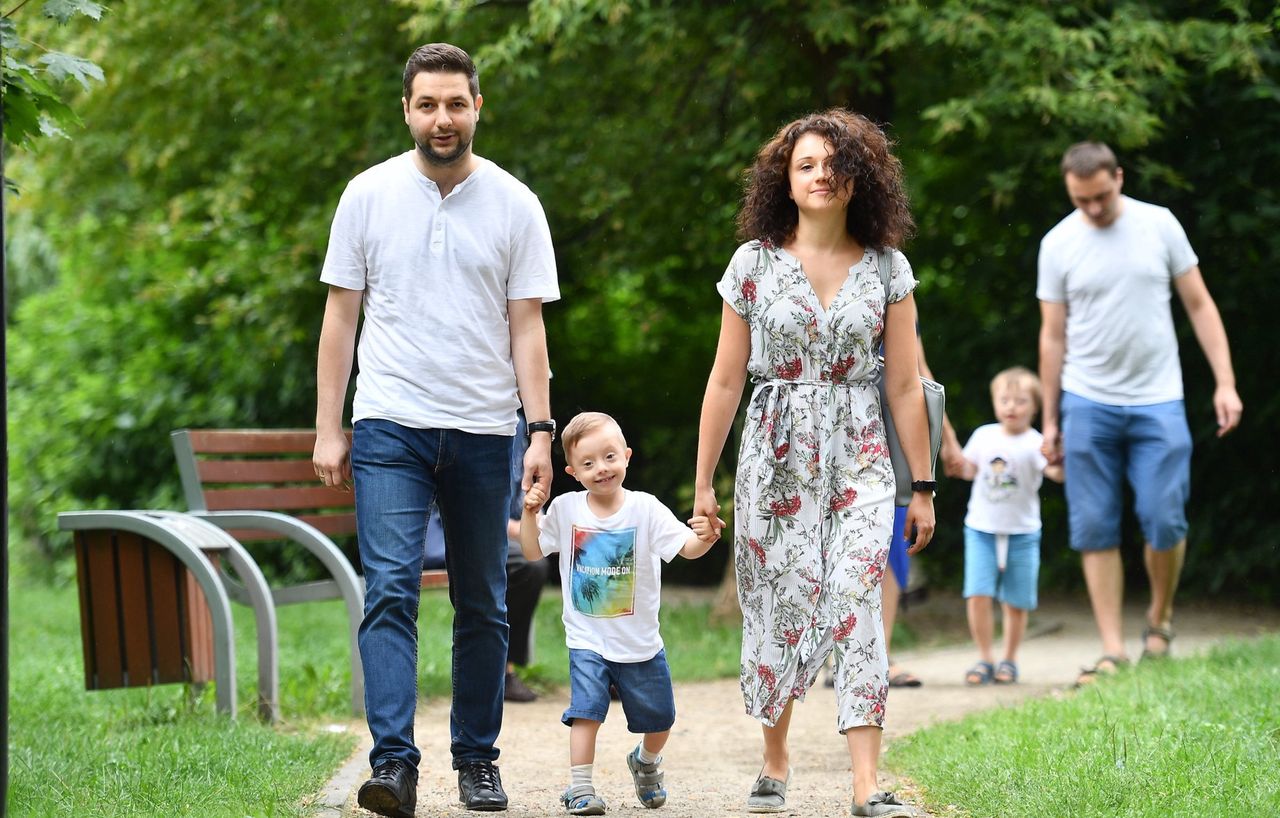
[570,525,637,618]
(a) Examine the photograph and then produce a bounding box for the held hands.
[692,487,728,539]
[523,484,548,512]
[688,515,720,544]
[1040,422,1064,466]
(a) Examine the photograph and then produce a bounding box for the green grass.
[7,577,743,817]
[887,635,1280,818]
[6,578,354,817]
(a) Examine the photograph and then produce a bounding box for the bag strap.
[875,247,892,305]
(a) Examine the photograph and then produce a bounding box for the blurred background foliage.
[5,0,1278,599]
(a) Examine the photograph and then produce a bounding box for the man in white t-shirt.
[1037,141,1242,687]
[313,43,559,816]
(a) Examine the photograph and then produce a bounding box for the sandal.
[851,790,914,817]
[993,659,1019,684]
[1073,654,1130,688]
[562,784,606,816]
[746,769,790,814]
[964,661,994,686]
[887,659,923,688]
[1141,624,1175,661]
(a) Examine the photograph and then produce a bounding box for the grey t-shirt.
[321,152,559,435]
[1037,196,1198,405]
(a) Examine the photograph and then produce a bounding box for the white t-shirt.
[1036,196,1198,406]
[538,489,691,663]
[320,152,559,435]
[962,424,1048,535]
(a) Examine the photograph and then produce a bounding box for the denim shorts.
[962,527,1040,611]
[1061,392,1191,552]
[562,648,676,734]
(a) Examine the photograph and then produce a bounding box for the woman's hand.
[693,486,727,538]
[903,493,935,556]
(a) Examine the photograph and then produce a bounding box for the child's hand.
[689,515,719,544]
[524,485,547,511]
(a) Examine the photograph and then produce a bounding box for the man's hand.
[522,434,553,494]
[1041,422,1064,466]
[313,432,352,491]
[1214,385,1243,437]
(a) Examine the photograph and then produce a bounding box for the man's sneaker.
[562,784,607,816]
[625,746,667,808]
[457,760,508,811]
[357,759,417,818]
[504,670,538,703]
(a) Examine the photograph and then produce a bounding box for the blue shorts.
[962,527,1040,611]
[563,648,675,734]
[886,505,909,589]
[1061,392,1191,552]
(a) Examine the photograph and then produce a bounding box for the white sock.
[637,744,661,765]
[570,764,593,790]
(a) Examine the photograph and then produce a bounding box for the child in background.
[521,412,719,816]
[955,367,1063,685]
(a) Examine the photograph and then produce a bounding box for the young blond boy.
[955,368,1064,685]
[521,412,718,816]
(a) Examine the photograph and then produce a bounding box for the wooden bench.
[171,428,450,717]
[60,509,279,721]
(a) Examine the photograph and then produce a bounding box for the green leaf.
[41,0,105,24]
[38,51,104,90]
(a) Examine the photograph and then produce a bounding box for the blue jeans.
[352,419,514,770]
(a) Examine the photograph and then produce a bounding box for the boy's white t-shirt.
[320,152,559,436]
[962,424,1048,535]
[538,489,690,663]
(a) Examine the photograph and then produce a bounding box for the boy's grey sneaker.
[625,746,667,808]
[562,784,607,816]
[850,791,914,817]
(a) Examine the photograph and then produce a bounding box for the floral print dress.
[717,239,916,732]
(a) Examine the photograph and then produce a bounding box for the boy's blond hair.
[990,366,1043,412]
[560,411,627,461]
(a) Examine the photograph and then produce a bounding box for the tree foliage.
[7,1,1278,597]
[1,0,105,190]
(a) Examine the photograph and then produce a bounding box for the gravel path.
[315,592,1280,818]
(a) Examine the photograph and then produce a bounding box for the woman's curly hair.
[736,109,915,250]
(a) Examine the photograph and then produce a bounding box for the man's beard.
[416,131,473,166]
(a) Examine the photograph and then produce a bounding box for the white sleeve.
[538,495,566,557]
[1036,234,1066,303]
[645,495,694,563]
[506,192,560,302]
[887,249,918,304]
[319,182,368,290]
[1160,208,1199,279]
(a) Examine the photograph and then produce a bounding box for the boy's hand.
[524,485,547,511]
[689,515,720,544]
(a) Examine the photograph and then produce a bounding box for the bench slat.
[197,459,319,484]
[227,512,357,542]
[203,486,355,512]
[185,429,333,455]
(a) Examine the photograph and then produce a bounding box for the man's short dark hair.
[403,43,479,101]
[1061,141,1118,178]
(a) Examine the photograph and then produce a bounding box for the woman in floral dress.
[694,110,935,817]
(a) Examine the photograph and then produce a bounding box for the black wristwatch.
[911,480,938,494]
[526,419,557,441]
